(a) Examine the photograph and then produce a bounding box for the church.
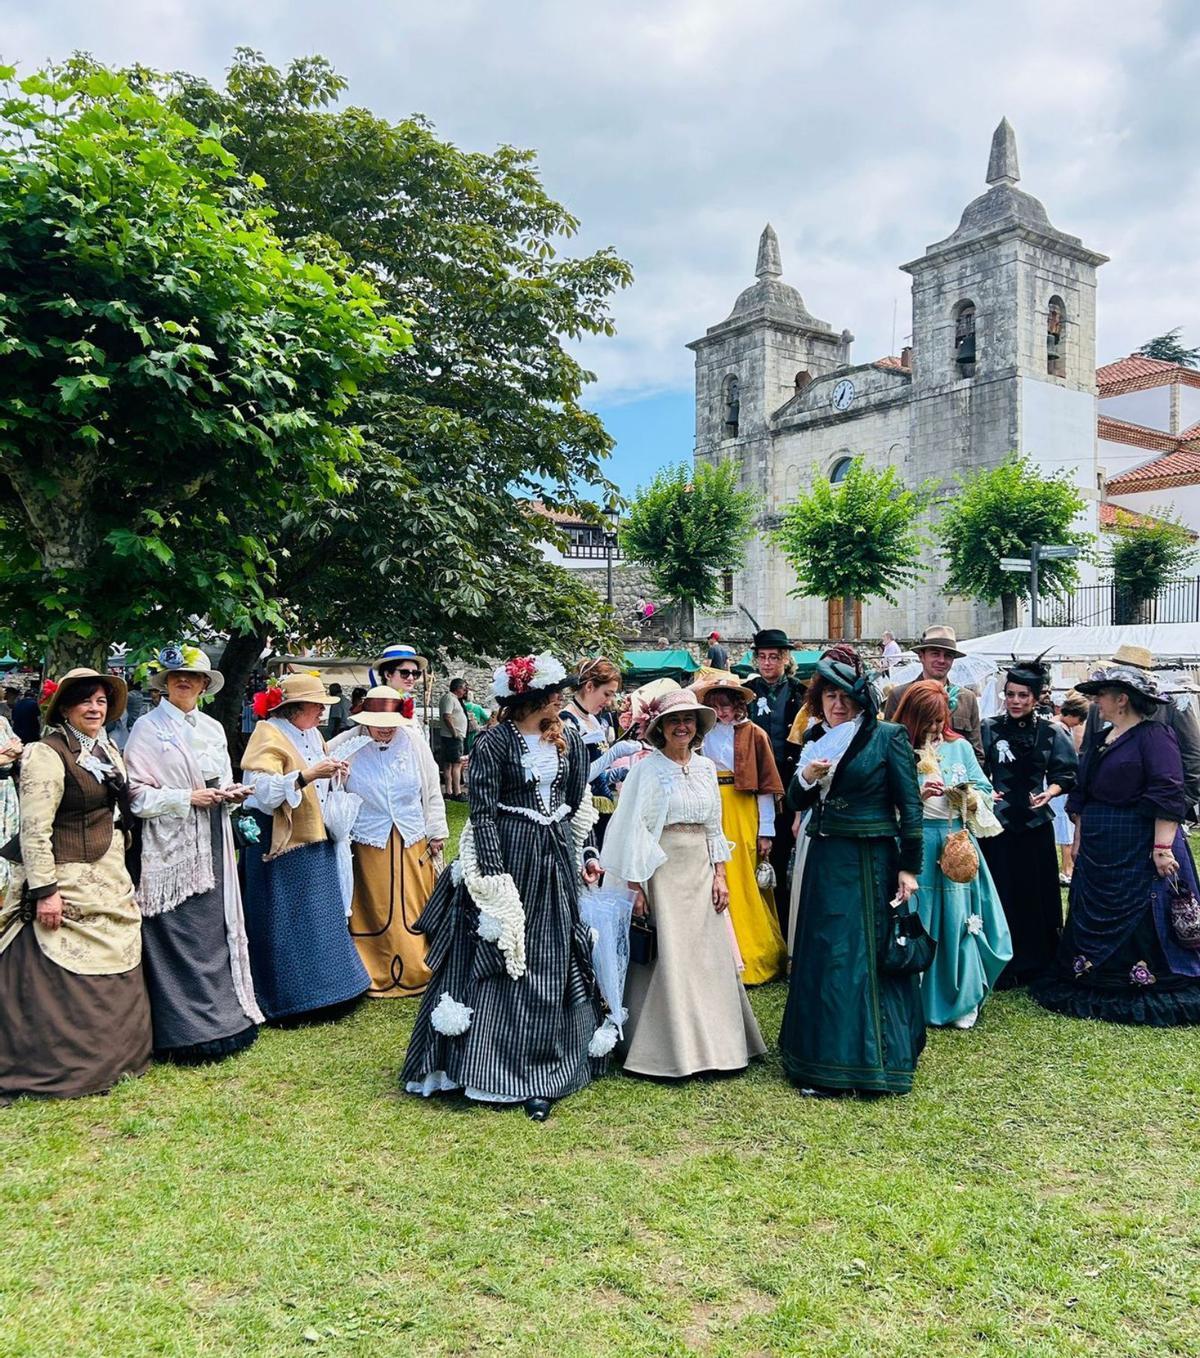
[690,119,1200,643]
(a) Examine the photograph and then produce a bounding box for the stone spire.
[755,223,782,279]
[986,118,1020,187]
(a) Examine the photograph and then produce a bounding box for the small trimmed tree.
[620,461,757,638]
[1109,511,1196,623]
[1136,329,1200,368]
[771,459,932,640]
[940,455,1092,629]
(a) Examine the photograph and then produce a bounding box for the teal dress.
[780,719,926,1094]
[915,740,1012,1027]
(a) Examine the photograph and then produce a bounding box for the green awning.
[621,649,699,685]
[731,649,822,681]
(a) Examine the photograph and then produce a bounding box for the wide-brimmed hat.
[350,685,413,728]
[693,671,757,705]
[276,673,338,708]
[148,644,225,697]
[642,688,717,740]
[912,624,966,658]
[371,643,429,684]
[752,628,791,652]
[1111,643,1155,671]
[1076,665,1167,704]
[492,653,568,704]
[44,668,128,726]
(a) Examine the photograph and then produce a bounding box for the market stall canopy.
[621,649,699,686]
[958,625,1200,665]
[732,649,823,681]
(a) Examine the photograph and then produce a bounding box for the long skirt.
[980,822,1062,987]
[402,813,604,1103]
[623,825,766,1078]
[0,927,151,1103]
[1032,802,1200,1025]
[780,833,925,1095]
[717,775,785,985]
[349,830,435,997]
[916,822,1013,1026]
[240,812,370,1021]
[141,806,258,1061]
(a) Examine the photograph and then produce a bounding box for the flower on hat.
[158,644,185,670]
[492,652,567,700]
[39,679,59,708]
[181,644,205,668]
[252,683,284,720]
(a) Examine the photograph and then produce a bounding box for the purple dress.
[1032,720,1200,1025]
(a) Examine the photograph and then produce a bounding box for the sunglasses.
[390,668,421,679]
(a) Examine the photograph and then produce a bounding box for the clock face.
[831,379,856,412]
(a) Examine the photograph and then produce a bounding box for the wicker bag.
[939,826,979,884]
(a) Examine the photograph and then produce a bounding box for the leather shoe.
[523,1097,552,1122]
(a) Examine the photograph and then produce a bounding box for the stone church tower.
[691,120,1108,644]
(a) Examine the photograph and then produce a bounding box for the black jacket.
[1080,698,1200,817]
[746,674,807,784]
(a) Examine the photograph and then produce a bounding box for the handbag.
[939,827,979,884]
[629,913,658,966]
[755,859,776,891]
[879,899,936,976]
[1165,873,1200,950]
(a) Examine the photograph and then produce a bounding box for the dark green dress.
[780,718,926,1094]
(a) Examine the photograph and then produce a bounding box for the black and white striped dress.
[401,721,606,1102]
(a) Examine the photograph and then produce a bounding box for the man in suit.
[883,624,982,757]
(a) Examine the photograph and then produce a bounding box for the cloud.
[4,0,1198,403]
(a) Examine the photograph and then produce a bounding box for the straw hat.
[371,643,429,684]
[148,644,225,697]
[1110,643,1155,671]
[641,688,717,740]
[276,673,338,708]
[693,671,757,705]
[350,685,413,729]
[44,668,128,726]
[912,624,966,658]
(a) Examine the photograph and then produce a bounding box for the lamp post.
[604,503,620,607]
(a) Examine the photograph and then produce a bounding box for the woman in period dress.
[402,653,607,1121]
[239,673,370,1022]
[561,657,635,846]
[371,643,430,737]
[331,685,448,998]
[124,646,262,1062]
[0,669,152,1102]
[779,651,926,1096]
[1032,665,1200,1024]
[893,680,1012,1029]
[601,689,766,1079]
[695,673,787,984]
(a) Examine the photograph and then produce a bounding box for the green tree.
[0,61,401,671]
[167,52,631,717]
[771,459,932,640]
[1108,511,1196,624]
[1136,329,1200,368]
[940,455,1092,630]
[620,461,757,638]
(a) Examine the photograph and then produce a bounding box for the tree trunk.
[841,595,857,641]
[677,598,695,642]
[212,628,269,765]
[1001,592,1018,630]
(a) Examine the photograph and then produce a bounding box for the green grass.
[2,804,1199,1357]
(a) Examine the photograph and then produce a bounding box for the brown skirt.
[0,926,152,1104]
[349,831,435,997]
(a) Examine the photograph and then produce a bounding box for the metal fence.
[1042,578,1200,627]
[561,540,622,561]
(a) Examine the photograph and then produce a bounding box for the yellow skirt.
[349,830,435,997]
[718,774,786,985]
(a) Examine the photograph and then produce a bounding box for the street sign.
[999,558,1033,572]
[1038,545,1080,561]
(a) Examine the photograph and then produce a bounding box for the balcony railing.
[1041,577,1200,627]
[561,540,622,561]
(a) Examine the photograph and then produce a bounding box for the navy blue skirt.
[240,812,369,1021]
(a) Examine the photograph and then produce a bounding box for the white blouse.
[521,732,559,813]
[343,729,429,848]
[129,700,233,819]
[701,721,776,837]
[244,718,329,814]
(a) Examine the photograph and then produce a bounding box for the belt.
[496,802,569,827]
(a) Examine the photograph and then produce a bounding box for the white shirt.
[129,699,233,819]
[521,733,559,814]
[245,717,329,814]
[345,729,427,848]
[701,721,775,836]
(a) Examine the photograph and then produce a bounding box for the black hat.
[753,628,791,651]
[1004,654,1051,693]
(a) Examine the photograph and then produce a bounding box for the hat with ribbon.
[148,643,225,697]
[1076,665,1167,704]
[260,673,339,714]
[692,671,757,705]
[752,628,791,652]
[641,687,717,740]
[350,685,415,728]
[370,643,429,687]
[814,654,876,715]
[1110,643,1155,671]
[43,667,128,727]
[912,624,967,658]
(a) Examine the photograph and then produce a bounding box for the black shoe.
[523,1097,552,1121]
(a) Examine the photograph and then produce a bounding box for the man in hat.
[706,631,728,670]
[745,628,807,928]
[883,624,982,757]
[1079,643,1200,818]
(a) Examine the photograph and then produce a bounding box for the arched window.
[794,370,813,393]
[954,301,976,378]
[830,454,854,484]
[1047,296,1066,378]
[722,374,740,437]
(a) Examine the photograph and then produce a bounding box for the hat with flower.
[148,643,224,696]
[492,653,568,704]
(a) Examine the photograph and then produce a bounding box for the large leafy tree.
[1136,329,1200,368]
[0,61,401,671]
[166,52,631,716]
[1108,511,1196,624]
[771,460,931,640]
[940,455,1092,629]
[620,460,757,637]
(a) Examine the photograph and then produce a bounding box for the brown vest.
[732,721,786,796]
[39,731,120,864]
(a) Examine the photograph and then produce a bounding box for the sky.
[4,0,1199,495]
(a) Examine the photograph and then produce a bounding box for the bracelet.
[297,770,307,788]
[1154,842,1174,850]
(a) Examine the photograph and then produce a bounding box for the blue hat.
[370,643,428,688]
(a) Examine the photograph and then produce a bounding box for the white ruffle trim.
[429,991,473,1036]
[588,1017,621,1057]
[457,821,527,978]
[571,786,599,870]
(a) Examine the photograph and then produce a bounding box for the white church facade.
[690,119,1198,643]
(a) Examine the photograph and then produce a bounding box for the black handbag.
[879,900,936,976]
[629,914,658,966]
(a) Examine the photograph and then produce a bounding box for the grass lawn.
[3,802,1199,1356]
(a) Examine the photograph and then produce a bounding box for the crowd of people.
[2,624,1199,1115]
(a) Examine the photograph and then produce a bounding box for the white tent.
[958,624,1200,665]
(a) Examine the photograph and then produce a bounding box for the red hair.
[892,679,961,749]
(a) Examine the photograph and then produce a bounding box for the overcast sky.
[3,0,1198,490]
